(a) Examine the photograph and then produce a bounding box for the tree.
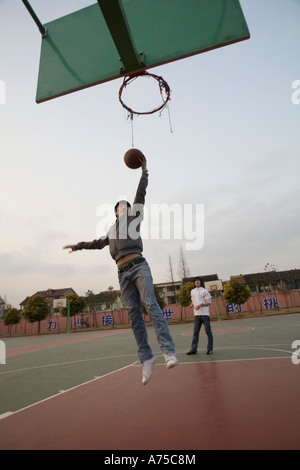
[85,290,98,327]
[60,294,87,330]
[4,307,21,336]
[154,285,165,310]
[61,293,86,319]
[166,254,177,300]
[85,290,97,312]
[223,280,251,311]
[264,262,279,292]
[23,295,50,333]
[178,282,194,307]
[177,282,194,320]
[177,245,190,280]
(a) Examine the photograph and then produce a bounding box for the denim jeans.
[190,315,213,352]
[118,258,176,362]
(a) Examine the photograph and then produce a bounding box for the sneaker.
[164,353,179,369]
[206,349,213,355]
[186,350,197,355]
[142,356,156,385]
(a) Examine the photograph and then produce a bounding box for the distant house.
[85,290,123,312]
[231,269,300,294]
[0,297,6,319]
[155,281,182,305]
[20,288,77,314]
[85,276,221,312]
[85,282,183,313]
[182,274,220,285]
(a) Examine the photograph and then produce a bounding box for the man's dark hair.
[114,200,131,215]
[194,277,203,286]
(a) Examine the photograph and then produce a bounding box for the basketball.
[124,148,144,169]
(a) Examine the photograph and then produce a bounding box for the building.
[85,290,123,312]
[155,281,182,305]
[84,277,222,312]
[182,274,220,285]
[20,288,77,314]
[231,269,300,294]
[85,281,182,313]
[0,297,6,319]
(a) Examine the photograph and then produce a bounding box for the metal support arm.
[97,0,144,73]
[22,0,47,38]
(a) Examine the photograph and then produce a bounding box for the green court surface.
[1,313,299,415]
[0,313,299,450]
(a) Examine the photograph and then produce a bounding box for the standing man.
[186,277,213,355]
[63,154,178,385]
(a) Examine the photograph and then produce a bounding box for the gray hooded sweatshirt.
[73,169,148,262]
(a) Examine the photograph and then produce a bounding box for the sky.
[0,0,300,308]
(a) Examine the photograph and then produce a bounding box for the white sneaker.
[164,353,179,369]
[142,356,156,385]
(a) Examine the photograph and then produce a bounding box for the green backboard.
[36,0,250,103]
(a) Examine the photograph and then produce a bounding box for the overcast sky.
[1,0,300,308]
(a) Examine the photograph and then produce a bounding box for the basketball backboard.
[53,299,67,309]
[205,280,223,292]
[36,0,250,103]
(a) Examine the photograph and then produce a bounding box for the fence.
[1,291,300,336]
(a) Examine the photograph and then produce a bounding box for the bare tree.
[177,244,191,280]
[167,254,177,298]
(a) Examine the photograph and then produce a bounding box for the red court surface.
[0,357,299,450]
[5,330,127,357]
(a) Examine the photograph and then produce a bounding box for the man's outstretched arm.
[63,236,109,253]
[133,155,148,207]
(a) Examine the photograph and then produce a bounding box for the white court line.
[206,345,293,355]
[0,412,14,420]
[0,353,139,376]
[175,356,291,365]
[1,344,293,376]
[175,344,294,355]
[0,353,293,420]
[0,362,135,421]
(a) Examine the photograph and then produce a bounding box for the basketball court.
[3,1,298,452]
[1,314,300,450]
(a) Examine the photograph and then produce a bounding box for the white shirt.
[191,287,211,316]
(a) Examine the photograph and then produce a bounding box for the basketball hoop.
[118,71,171,119]
[119,71,172,145]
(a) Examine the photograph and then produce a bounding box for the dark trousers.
[190,315,213,352]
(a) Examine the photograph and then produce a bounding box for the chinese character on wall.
[46,320,57,331]
[101,314,114,326]
[263,297,280,310]
[226,303,242,313]
[163,308,173,320]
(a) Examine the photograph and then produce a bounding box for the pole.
[22,0,47,37]
[67,299,71,334]
[214,292,221,321]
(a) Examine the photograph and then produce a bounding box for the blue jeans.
[118,258,176,362]
[190,315,213,352]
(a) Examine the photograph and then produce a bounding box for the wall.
[1,291,300,336]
